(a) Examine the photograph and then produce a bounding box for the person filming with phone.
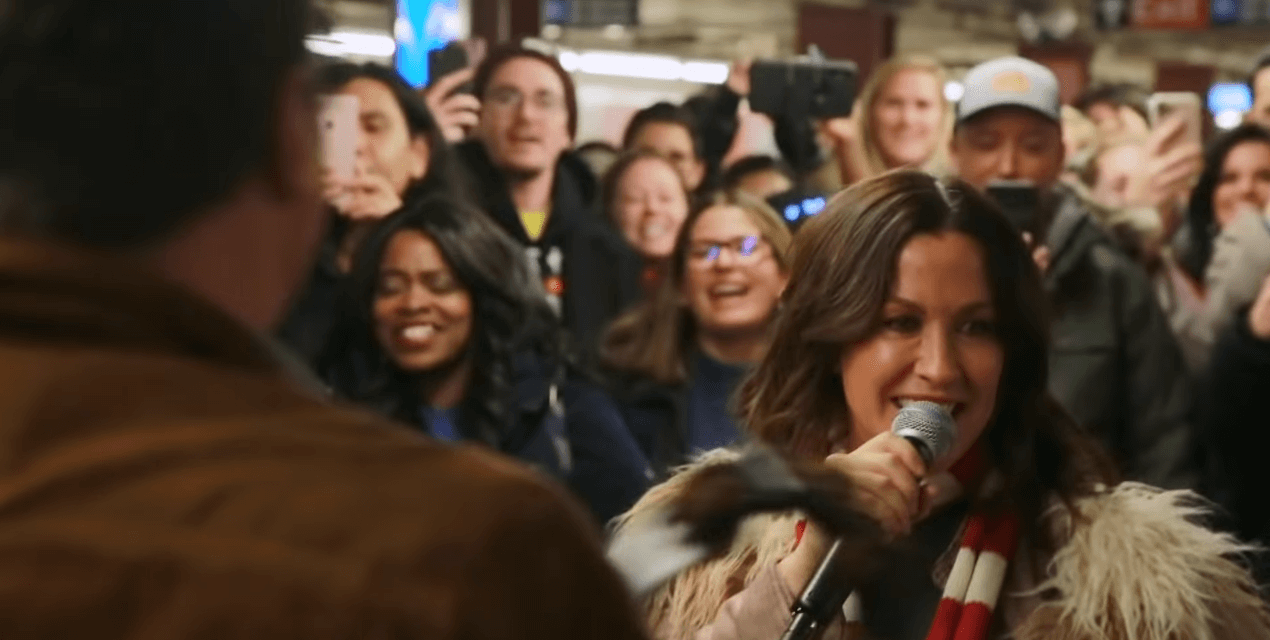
[278,62,470,367]
[946,57,1198,491]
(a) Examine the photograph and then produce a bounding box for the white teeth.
[643,223,669,238]
[400,325,436,341]
[898,399,957,414]
[710,285,746,296]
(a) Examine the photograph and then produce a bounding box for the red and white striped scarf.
[795,443,1021,640]
[924,508,1019,640]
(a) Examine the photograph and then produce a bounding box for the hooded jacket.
[1043,186,1198,490]
[456,141,643,351]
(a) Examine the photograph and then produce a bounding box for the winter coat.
[1204,310,1270,587]
[607,353,751,479]
[0,237,650,639]
[276,214,344,367]
[325,345,653,527]
[420,352,654,526]
[1044,186,1199,490]
[616,450,1270,640]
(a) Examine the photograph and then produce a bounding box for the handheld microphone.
[780,401,957,640]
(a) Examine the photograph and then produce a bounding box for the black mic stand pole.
[778,538,856,640]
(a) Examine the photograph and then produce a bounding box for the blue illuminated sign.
[1213,0,1242,24]
[784,204,801,222]
[395,0,463,88]
[1208,83,1253,115]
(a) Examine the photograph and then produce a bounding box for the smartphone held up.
[986,180,1042,238]
[427,38,487,94]
[318,94,359,181]
[1147,92,1203,147]
[748,54,858,119]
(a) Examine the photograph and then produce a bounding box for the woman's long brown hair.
[737,170,1115,553]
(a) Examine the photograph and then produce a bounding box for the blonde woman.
[820,55,953,187]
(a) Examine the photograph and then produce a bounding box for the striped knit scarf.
[795,443,1021,640]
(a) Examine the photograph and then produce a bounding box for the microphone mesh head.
[891,401,957,465]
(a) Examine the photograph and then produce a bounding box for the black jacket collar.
[455,141,598,246]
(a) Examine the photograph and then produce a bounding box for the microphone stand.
[778,539,855,640]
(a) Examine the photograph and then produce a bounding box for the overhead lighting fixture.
[555,48,728,84]
[1215,109,1244,130]
[681,61,729,84]
[306,29,397,59]
[945,81,965,102]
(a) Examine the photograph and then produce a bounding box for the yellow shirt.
[519,210,547,242]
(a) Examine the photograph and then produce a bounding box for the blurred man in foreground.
[0,1,647,637]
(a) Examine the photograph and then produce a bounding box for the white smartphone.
[1147,92,1203,146]
[318,94,359,180]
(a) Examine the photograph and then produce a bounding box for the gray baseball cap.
[956,57,1061,125]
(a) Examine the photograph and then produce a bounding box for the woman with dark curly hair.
[320,195,651,526]
[278,61,474,366]
[616,170,1269,640]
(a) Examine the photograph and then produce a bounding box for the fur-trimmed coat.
[615,450,1270,640]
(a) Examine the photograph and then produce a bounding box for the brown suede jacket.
[0,238,648,639]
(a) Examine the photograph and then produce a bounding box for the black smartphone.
[985,180,1041,236]
[428,41,472,93]
[749,59,858,119]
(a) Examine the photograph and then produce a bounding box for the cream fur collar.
[614,449,1270,640]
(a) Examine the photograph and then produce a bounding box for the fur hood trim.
[612,450,801,638]
[1014,482,1270,640]
[617,451,1270,640]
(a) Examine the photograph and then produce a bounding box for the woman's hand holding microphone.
[776,431,943,593]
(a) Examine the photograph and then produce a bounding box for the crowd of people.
[284,40,1270,635]
[278,42,1252,521]
[4,0,1270,636]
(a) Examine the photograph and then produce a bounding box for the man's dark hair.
[1073,83,1149,122]
[622,102,704,161]
[473,44,578,139]
[721,155,797,191]
[0,0,315,249]
[1248,45,1270,97]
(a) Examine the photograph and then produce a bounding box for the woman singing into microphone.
[616,171,1270,640]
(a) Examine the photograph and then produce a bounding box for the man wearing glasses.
[456,45,642,351]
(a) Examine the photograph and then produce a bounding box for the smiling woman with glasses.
[599,190,792,475]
